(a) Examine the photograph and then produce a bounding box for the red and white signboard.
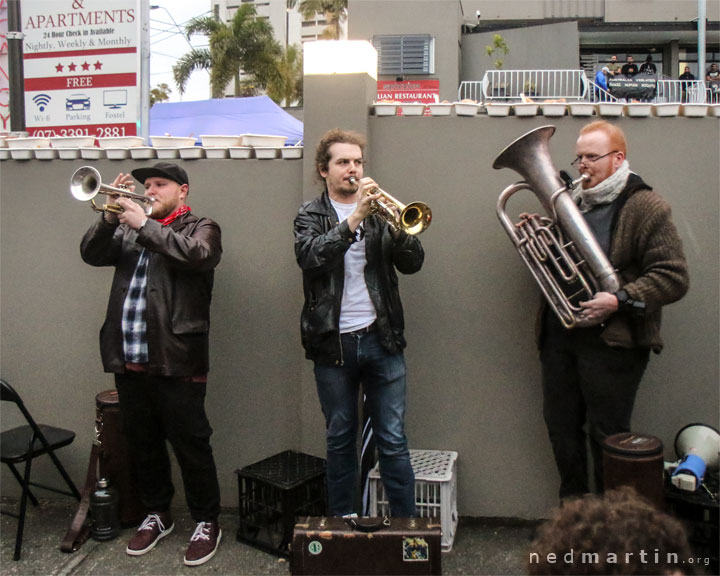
[22,0,140,137]
[377,79,440,116]
[376,79,440,104]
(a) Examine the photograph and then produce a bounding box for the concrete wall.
[348,0,462,102]
[2,112,718,520]
[0,158,305,508]
[461,0,720,22]
[461,21,581,83]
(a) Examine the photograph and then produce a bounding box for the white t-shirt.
[330,199,377,333]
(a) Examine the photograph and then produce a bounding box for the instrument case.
[290,516,442,575]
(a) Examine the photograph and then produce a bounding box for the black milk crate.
[664,474,719,575]
[235,450,326,556]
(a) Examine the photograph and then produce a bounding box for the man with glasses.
[539,121,689,500]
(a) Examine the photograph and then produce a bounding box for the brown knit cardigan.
[537,173,690,353]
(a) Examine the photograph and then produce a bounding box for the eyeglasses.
[571,150,619,167]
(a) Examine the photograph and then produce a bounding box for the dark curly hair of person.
[528,487,701,575]
[314,128,366,182]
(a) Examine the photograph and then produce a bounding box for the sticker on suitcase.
[402,537,429,561]
[308,541,323,555]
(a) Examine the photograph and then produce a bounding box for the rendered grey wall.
[348,0,462,102]
[1,116,718,520]
[461,22,581,83]
[0,158,304,507]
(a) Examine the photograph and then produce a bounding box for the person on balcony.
[679,66,695,103]
[620,55,639,77]
[594,67,610,101]
[706,63,720,103]
[639,55,657,75]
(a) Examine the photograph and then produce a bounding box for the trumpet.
[70,166,155,215]
[349,177,431,235]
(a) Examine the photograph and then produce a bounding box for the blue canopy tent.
[149,96,303,145]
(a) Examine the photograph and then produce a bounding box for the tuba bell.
[70,166,155,215]
[493,125,621,329]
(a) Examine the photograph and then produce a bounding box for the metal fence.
[458,70,589,102]
[459,73,713,104]
[656,79,708,103]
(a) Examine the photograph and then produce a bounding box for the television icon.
[103,90,128,109]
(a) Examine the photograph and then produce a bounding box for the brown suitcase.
[290,516,442,575]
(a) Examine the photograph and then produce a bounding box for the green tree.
[299,0,347,40]
[173,4,281,99]
[267,44,303,106]
[149,83,172,106]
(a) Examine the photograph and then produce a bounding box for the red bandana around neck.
[157,205,191,226]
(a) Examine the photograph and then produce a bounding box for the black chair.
[1,378,81,560]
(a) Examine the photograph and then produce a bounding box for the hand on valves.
[103,173,147,230]
[574,291,619,327]
[349,177,402,239]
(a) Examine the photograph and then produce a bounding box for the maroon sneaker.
[183,521,222,566]
[126,512,174,556]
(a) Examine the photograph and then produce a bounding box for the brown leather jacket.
[80,212,222,376]
[538,174,689,353]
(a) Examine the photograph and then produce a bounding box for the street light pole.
[698,0,706,90]
[140,0,150,141]
[7,0,25,132]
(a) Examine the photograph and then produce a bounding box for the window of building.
[372,35,435,75]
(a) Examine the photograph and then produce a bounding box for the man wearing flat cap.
[80,162,223,566]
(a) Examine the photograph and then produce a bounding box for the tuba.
[493,125,621,329]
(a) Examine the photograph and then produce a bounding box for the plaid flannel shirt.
[121,249,149,363]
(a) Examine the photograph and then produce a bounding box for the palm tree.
[299,0,348,40]
[150,83,172,106]
[173,4,281,98]
[267,44,303,106]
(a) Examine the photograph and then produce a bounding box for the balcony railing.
[656,79,708,103]
[458,70,589,102]
[459,72,713,104]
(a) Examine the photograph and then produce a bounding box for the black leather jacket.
[294,192,424,365]
[80,212,222,376]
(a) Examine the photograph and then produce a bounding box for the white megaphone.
[670,423,720,492]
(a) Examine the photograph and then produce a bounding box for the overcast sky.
[149,0,211,102]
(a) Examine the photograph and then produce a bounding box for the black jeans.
[540,315,650,499]
[115,372,221,522]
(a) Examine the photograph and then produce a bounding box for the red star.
[93,60,103,70]
[55,63,64,72]
[68,62,77,72]
[81,61,90,71]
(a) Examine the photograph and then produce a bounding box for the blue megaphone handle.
[672,453,707,483]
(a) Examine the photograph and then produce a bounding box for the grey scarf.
[571,160,630,213]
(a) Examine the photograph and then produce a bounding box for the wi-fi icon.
[33,93,52,111]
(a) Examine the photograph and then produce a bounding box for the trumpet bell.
[69,165,154,215]
[70,166,103,202]
[401,202,432,235]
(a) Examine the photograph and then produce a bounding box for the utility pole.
[7,0,25,131]
[698,0,706,89]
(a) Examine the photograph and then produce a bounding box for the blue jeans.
[314,330,415,517]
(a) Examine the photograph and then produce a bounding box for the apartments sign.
[22,0,140,137]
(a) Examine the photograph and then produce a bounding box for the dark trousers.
[115,372,221,522]
[540,315,650,499]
